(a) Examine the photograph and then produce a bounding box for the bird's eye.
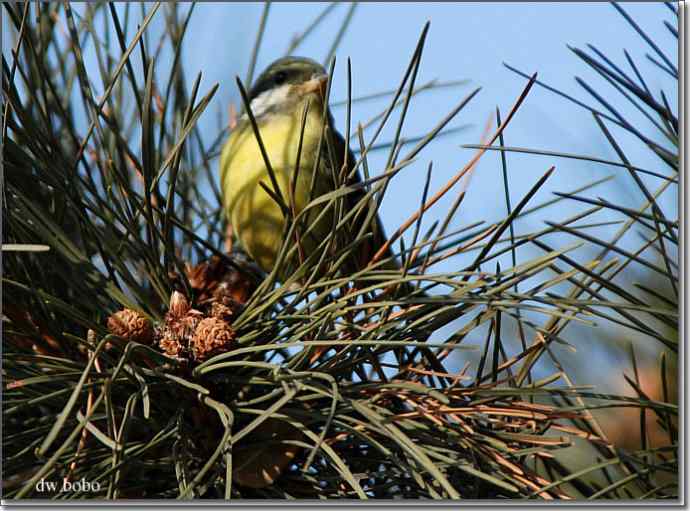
[274,71,287,85]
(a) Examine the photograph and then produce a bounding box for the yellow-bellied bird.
[220,56,409,291]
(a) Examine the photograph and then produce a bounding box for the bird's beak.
[299,73,328,97]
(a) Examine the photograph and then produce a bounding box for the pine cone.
[158,330,183,357]
[169,290,191,318]
[185,256,228,304]
[158,308,204,358]
[213,265,257,305]
[192,317,236,361]
[211,302,234,321]
[107,309,154,344]
[186,255,261,308]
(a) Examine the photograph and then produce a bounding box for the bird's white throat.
[248,84,292,118]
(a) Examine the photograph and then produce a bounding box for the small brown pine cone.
[178,309,205,337]
[186,258,214,288]
[158,309,204,358]
[107,309,154,344]
[169,290,191,319]
[192,317,236,361]
[158,332,183,357]
[213,268,258,306]
[186,256,226,304]
[186,255,261,307]
[210,302,234,321]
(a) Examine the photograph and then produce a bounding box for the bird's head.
[246,57,329,118]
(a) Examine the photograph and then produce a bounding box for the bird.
[219,56,416,295]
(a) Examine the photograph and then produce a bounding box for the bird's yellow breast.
[220,102,332,274]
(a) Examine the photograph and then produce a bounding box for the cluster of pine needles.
[2,2,678,500]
